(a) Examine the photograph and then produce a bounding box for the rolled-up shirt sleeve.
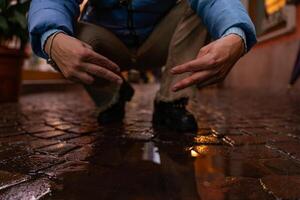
[40,29,66,57]
[223,27,247,53]
[188,0,257,51]
[28,0,82,58]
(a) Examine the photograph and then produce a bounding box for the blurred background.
[1,0,300,102]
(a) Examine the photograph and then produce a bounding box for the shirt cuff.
[222,27,247,53]
[41,29,66,58]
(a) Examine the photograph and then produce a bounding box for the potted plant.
[0,0,31,102]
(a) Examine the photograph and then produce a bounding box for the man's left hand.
[171,34,245,92]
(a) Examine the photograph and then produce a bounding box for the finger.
[197,48,207,57]
[171,60,199,74]
[197,68,230,89]
[197,76,221,89]
[69,71,95,85]
[171,54,214,74]
[86,49,120,73]
[83,63,123,85]
[82,42,93,50]
[172,71,213,92]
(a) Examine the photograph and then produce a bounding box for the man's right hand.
[45,33,123,85]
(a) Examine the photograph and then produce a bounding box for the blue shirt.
[81,0,177,47]
[28,0,257,59]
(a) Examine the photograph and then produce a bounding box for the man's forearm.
[28,0,82,58]
[188,0,257,51]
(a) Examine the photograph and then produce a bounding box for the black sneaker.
[97,82,134,124]
[152,98,198,132]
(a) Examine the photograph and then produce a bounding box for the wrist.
[45,32,65,56]
[41,29,66,57]
[222,27,247,54]
[45,32,65,69]
[225,34,245,58]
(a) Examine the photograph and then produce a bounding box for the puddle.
[1,84,292,199]
[45,138,273,200]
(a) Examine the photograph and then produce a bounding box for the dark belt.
[89,0,129,9]
[119,0,130,6]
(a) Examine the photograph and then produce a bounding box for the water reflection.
[142,142,161,165]
[48,136,271,200]
[47,138,187,199]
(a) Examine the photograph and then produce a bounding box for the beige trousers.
[76,0,208,110]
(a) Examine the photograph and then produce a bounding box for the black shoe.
[152,98,198,132]
[97,82,134,124]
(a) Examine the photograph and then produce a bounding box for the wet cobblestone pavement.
[0,83,300,200]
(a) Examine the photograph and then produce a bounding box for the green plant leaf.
[16,1,31,14]
[7,1,31,14]
[0,0,31,49]
[0,15,8,32]
[8,10,27,29]
[0,0,7,11]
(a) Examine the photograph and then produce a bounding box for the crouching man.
[28,0,256,132]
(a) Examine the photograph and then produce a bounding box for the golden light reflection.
[194,146,210,155]
[190,146,211,158]
[194,136,219,144]
[190,150,200,157]
[265,0,286,15]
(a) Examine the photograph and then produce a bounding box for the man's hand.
[45,33,123,85]
[171,34,245,92]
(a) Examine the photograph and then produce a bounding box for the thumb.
[197,47,208,58]
[82,42,93,50]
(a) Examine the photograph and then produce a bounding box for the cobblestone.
[267,139,300,161]
[33,130,67,139]
[67,126,100,135]
[0,178,52,200]
[54,124,74,131]
[22,125,55,134]
[37,143,78,156]
[0,171,30,190]
[261,158,300,175]
[67,135,97,145]
[28,139,59,149]
[260,175,300,199]
[199,177,274,200]
[0,84,299,199]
